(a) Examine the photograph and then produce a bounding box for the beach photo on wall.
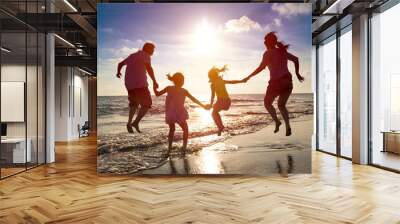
[97,3,313,175]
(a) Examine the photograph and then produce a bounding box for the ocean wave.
[97,110,311,156]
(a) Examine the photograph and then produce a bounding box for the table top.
[1,138,29,143]
[381,131,400,134]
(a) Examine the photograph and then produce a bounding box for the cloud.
[119,39,144,47]
[104,46,138,59]
[274,18,282,27]
[225,16,262,33]
[271,3,310,17]
[262,18,282,33]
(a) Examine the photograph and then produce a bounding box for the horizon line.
[98,92,313,97]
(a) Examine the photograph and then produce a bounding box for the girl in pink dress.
[154,72,209,155]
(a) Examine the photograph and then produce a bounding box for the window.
[339,28,352,158]
[317,36,337,154]
[0,1,46,179]
[370,3,400,171]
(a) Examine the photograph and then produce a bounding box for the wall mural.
[97,3,313,175]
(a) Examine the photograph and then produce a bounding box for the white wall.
[55,67,89,141]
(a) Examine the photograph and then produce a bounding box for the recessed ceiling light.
[78,67,93,76]
[322,0,340,14]
[54,34,75,48]
[63,0,78,12]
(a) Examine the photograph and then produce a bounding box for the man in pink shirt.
[117,42,159,133]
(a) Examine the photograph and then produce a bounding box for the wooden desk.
[382,131,400,154]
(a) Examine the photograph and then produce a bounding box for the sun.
[193,19,217,55]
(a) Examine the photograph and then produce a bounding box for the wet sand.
[141,115,312,175]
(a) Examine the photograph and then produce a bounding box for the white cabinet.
[1,138,32,163]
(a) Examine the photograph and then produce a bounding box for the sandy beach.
[140,115,312,175]
[97,94,313,175]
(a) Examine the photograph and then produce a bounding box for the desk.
[382,131,400,154]
[1,138,31,163]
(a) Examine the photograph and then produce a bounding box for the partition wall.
[0,1,47,179]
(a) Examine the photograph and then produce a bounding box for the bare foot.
[274,121,282,133]
[163,151,170,160]
[181,147,187,157]
[286,127,292,136]
[217,126,225,136]
[126,124,134,133]
[132,122,141,133]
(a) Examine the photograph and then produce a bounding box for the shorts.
[213,98,231,111]
[128,87,152,108]
[266,75,293,98]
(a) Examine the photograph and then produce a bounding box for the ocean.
[97,93,313,174]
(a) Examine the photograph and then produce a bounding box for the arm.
[245,65,265,81]
[287,52,304,82]
[245,54,267,81]
[116,60,126,78]
[154,86,168,97]
[186,90,206,109]
[224,79,246,84]
[146,63,159,88]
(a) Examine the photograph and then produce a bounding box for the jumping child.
[207,65,246,136]
[154,72,209,155]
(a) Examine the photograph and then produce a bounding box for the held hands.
[242,76,251,83]
[203,104,212,110]
[152,82,159,94]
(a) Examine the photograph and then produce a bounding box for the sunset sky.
[98,3,312,96]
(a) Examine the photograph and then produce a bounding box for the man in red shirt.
[117,42,159,133]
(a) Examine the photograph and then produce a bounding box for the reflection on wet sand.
[276,155,294,177]
[147,151,298,176]
[166,148,225,175]
[141,115,312,175]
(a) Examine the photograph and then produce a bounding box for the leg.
[264,92,281,133]
[168,123,175,155]
[132,106,149,133]
[127,104,137,133]
[212,108,224,136]
[277,88,292,136]
[178,121,189,153]
[131,87,152,133]
[127,90,138,133]
[128,104,138,125]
